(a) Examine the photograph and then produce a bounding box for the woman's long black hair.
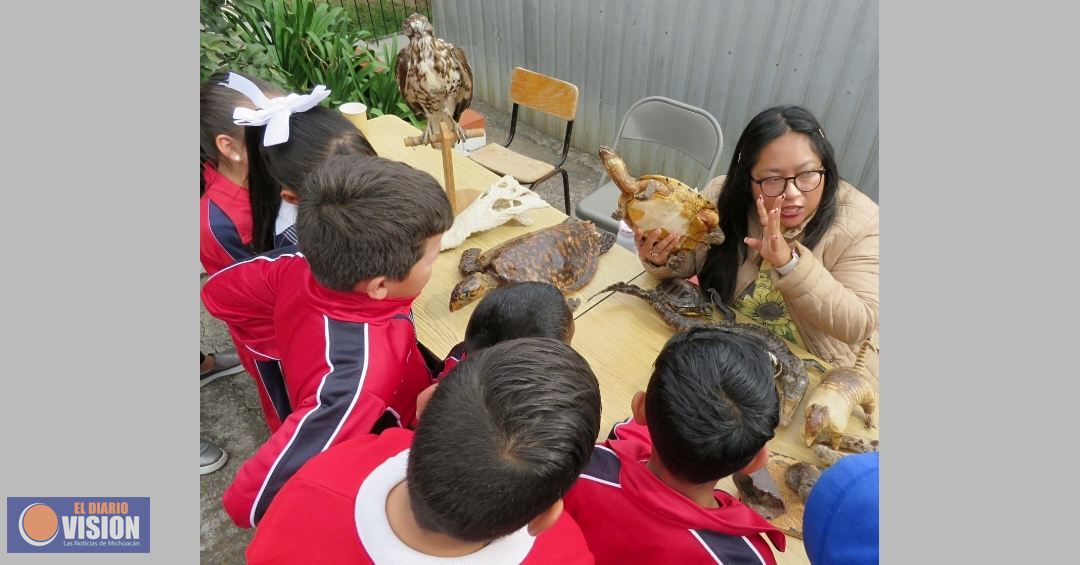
[699,105,840,303]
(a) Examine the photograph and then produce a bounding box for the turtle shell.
[621,174,721,252]
[480,220,605,291]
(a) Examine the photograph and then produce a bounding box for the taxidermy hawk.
[395,13,474,145]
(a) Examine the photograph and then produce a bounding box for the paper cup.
[339,102,368,129]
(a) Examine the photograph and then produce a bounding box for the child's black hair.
[297,155,453,291]
[645,327,780,484]
[464,282,574,353]
[407,337,601,542]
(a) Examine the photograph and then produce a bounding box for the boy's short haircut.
[407,337,601,542]
[645,327,779,484]
[464,282,574,352]
[297,155,453,291]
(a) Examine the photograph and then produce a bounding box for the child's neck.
[216,159,247,189]
[385,481,490,557]
[646,457,720,509]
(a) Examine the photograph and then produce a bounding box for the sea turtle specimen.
[449,218,616,312]
[593,280,825,428]
[599,146,724,272]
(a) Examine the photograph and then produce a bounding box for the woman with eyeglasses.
[635,105,879,381]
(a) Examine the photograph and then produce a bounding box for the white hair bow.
[221,72,331,147]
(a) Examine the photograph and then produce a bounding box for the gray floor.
[199,100,606,562]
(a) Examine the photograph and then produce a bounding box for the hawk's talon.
[452,122,470,146]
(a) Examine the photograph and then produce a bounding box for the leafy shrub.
[200,0,421,124]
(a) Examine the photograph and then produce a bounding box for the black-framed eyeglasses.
[751,170,826,197]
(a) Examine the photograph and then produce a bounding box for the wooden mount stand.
[403,119,485,213]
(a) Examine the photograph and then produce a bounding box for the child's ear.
[631,391,647,425]
[215,134,243,163]
[738,446,770,475]
[415,383,438,421]
[356,277,389,299]
[526,499,562,537]
[280,188,300,205]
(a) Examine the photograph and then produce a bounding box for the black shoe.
[200,440,228,475]
[200,351,244,387]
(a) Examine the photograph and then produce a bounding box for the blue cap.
[802,452,879,565]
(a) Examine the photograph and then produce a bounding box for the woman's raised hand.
[744,195,794,267]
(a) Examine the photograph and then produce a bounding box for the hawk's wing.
[449,44,473,122]
[395,46,427,118]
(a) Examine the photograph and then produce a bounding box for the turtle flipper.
[703,226,725,245]
[635,179,661,201]
[458,248,483,275]
[666,249,688,272]
[598,230,616,254]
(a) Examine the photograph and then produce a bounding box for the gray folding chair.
[575,96,724,233]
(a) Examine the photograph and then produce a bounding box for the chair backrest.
[509,67,579,121]
[599,96,723,189]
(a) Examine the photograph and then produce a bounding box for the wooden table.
[574,272,878,565]
[358,114,487,213]
[576,272,877,459]
[361,115,647,358]
[361,115,875,565]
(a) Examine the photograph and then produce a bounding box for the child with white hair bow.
[223,72,376,252]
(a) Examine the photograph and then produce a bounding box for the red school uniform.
[564,420,786,565]
[247,428,595,564]
[200,161,255,276]
[201,252,436,528]
[436,341,469,380]
[201,162,294,431]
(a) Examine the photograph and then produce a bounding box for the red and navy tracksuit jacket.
[564,420,786,565]
[201,161,255,276]
[201,250,436,528]
[201,162,295,432]
[436,341,468,380]
[200,162,298,272]
[247,428,595,564]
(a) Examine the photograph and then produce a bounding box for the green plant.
[200,0,232,34]
[200,28,289,84]
[220,0,371,106]
[200,0,287,83]
[200,0,422,124]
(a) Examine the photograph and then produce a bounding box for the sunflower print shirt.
[732,261,807,349]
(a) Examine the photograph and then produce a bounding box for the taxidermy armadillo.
[803,340,878,449]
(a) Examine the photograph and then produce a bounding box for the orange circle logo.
[19,503,59,546]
